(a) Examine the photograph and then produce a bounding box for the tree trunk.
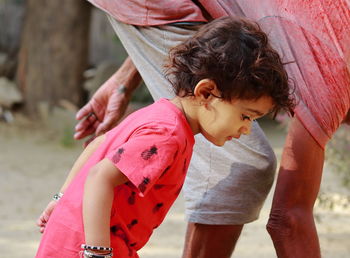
[17,0,91,117]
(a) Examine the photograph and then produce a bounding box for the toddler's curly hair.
[165,16,295,114]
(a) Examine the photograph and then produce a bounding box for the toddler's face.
[197,95,273,146]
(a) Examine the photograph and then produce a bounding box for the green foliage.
[326,125,350,188]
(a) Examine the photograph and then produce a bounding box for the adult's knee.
[267,207,321,257]
[267,206,315,239]
[266,208,300,241]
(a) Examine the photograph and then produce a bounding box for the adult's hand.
[74,83,130,140]
[74,57,142,144]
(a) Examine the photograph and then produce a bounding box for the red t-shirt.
[36,99,194,258]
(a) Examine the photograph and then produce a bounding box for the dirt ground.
[0,113,349,258]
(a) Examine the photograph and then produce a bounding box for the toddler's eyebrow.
[244,108,265,117]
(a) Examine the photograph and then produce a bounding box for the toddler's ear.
[203,91,211,99]
[193,79,218,101]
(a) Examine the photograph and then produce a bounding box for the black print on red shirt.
[111,224,133,256]
[127,219,138,229]
[112,148,125,163]
[153,202,164,213]
[138,177,150,192]
[159,165,171,179]
[110,224,122,235]
[141,145,158,160]
[128,191,136,205]
[154,184,165,190]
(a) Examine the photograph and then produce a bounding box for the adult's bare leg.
[182,223,243,258]
[267,117,324,258]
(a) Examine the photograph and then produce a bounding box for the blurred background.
[0,0,349,257]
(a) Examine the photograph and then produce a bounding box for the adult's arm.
[267,117,324,258]
[74,56,142,141]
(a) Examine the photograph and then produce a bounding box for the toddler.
[36,16,294,258]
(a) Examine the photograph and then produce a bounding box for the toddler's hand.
[36,200,58,233]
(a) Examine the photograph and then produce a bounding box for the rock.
[0,77,22,108]
[0,106,14,123]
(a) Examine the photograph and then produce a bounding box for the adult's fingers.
[76,103,93,121]
[75,110,100,131]
[74,120,99,140]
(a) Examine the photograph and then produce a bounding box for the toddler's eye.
[241,114,251,121]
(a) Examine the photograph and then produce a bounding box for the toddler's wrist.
[81,244,113,257]
[82,249,113,258]
[52,192,63,202]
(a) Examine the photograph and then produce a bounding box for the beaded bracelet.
[83,250,113,258]
[81,244,113,252]
[52,192,63,201]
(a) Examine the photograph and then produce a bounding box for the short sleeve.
[106,125,179,196]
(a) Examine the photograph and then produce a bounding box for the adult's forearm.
[117,57,143,98]
[98,56,142,99]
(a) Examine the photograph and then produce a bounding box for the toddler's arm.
[60,135,106,193]
[83,158,128,248]
[36,135,106,233]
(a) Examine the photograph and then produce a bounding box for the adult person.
[76,0,350,257]
[200,1,350,257]
[219,1,349,257]
[74,1,278,258]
